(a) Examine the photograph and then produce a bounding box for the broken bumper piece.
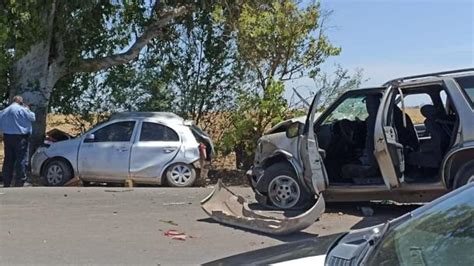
[200,180,325,235]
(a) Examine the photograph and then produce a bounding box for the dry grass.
[405,107,425,124]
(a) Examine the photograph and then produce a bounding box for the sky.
[286,0,474,101]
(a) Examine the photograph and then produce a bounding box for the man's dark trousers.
[2,134,29,187]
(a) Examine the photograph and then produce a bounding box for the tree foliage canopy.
[0,0,364,168]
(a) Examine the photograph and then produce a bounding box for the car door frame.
[77,119,138,180]
[129,119,182,180]
[300,92,328,194]
[374,85,405,189]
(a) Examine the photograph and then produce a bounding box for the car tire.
[43,159,73,186]
[453,161,474,189]
[260,162,315,210]
[165,163,197,187]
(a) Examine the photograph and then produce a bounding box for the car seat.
[408,105,450,168]
[393,106,419,152]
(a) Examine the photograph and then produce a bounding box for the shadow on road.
[197,218,319,242]
[325,202,421,230]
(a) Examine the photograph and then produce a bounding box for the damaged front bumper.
[201,180,325,235]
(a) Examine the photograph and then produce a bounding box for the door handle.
[117,147,129,152]
[164,147,177,153]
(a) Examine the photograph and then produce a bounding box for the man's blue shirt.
[0,103,36,135]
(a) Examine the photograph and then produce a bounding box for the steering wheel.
[337,119,357,146]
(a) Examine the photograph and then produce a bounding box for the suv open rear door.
[374,85,405,188]
[200,93,326,235]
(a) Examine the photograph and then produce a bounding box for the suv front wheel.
[260,162,314,210]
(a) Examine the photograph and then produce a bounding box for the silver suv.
[248,69,474,210]
[32,112,213,187]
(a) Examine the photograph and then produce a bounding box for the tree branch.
[75,5,191,73]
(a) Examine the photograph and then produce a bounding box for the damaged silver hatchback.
[247,68,474,210]
[32,112,213,187]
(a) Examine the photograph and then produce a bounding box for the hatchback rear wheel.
[165,163,196,187]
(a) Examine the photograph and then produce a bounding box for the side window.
[455,76,474,107]
[323,95,369,124]
[139,122,179,142]
[93,121,136,142]
[399,93,433,124]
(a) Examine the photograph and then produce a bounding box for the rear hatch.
[187,122,214,160]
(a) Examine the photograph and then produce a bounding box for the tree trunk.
[8,4,190,157]
[10,41,62,157]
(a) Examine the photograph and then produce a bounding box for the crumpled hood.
[43,137,82,156]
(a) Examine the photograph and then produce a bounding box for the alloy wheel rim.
[170,165,192,185]
[268,175,300,209]
[46,164,64,185]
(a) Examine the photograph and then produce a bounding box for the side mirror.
[84,133,95,143]
[286,122,303,138]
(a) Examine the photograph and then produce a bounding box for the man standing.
[0,95,36,187]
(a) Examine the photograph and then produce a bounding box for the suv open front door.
[301,92,327,195]
[200,94,326,235]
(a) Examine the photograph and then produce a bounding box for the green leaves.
[220,0,341,168]
[236,0,340,82]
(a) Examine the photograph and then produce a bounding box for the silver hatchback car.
[31,112,213,187]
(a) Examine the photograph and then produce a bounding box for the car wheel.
[44,160,73,186]
[454,161,474,188]
[165,163,196,187]
[260,163,314,210]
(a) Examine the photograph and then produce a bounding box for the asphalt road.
[0,186,419,265]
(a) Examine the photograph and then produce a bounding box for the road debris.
[65,177,81,186]
[159,219,178,226]
[201,180,325,235]
[104,189,134,193]
[124,179,134,187]
[164,230,187,241]
[163,202,192,206]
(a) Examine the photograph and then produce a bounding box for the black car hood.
[204,233,344,266]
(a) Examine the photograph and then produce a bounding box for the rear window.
[455,76,474,107]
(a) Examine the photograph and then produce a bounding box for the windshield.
[366,186,474,266]
[323,95,369,124]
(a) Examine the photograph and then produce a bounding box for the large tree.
[221,0,341,168]
[1,0,193,153]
